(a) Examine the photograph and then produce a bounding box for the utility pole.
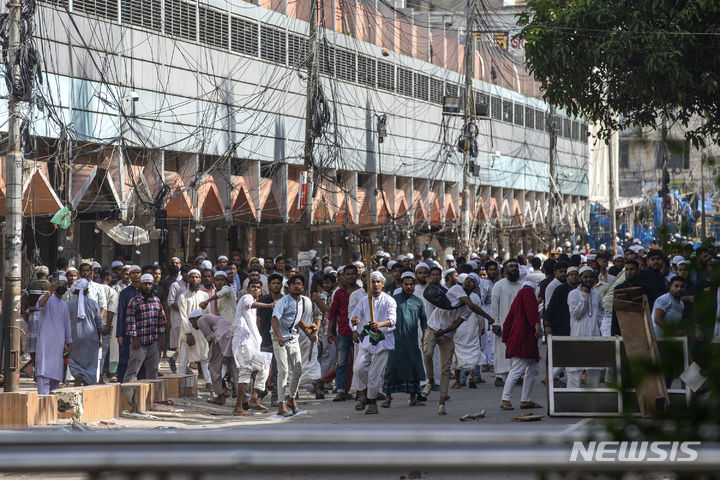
[547,107,557,248]
[460,0,475,257]
[3,0,25,392]
[608,132,617,253]
[303,0,319,252]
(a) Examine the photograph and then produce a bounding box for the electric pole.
[3,0,25,392]
[460,0,475,257]
[608,131,617,253]
[547,107,557,248]
[303,0,319,252]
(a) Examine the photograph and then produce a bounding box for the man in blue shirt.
[271,275,315,416]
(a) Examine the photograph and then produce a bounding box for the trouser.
[319,337,337,383]
[483,329,495,365]
[422,328,454,400]
[238,359,269,391]
[272,335,302,402]
[353,348,389,400]
[100,333,111,375]
[116,336,130,383]
[334,334,354,393]
[123,342,160,383]
[37,375,60,395]
[177,345,211,382]
[567,369,602,388]
[208,343,238,394]
[502,357,539,402]
[265,350,277,394]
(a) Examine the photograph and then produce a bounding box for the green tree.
[517,0,720,147]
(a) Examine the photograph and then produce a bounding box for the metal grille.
[552,114,562,134]
[377,61,394,92]
[429,77,443,104]
[491,96,501,120]
[357,55,376,88]
[335,48,356,83]
[260,25,286,65]
[72,0,118,20]
[413,73,428,101]
[563,118,572,138]
[319,42,334,76]
[445,83,458,98]
[38,0,69,7]
[474,91,489,116]
[165,0,197,42]
[199,6,228,49]
[287,33,308,67]
[572,120,580,141]
[231,17,258,57]
[397,68,413,97]
[122,0,161,30]
[525,107,535,129]
[535,109,545,131]
[513,103,524,126]
[502,100,513,123]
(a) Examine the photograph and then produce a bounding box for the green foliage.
[517,0,720,147]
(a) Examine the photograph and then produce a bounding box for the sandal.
[500,401,514,410]
[381,398,391,408]
[520,401,543,409]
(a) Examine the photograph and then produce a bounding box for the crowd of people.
[19,238,720,416]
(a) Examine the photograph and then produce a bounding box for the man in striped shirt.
[123,274,165,382]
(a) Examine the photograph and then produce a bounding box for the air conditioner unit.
[474,101,489,117]
[443,96,460,114]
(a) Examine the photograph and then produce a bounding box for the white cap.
[111,261,123,268]
[66,267,78,273]
[629,245,642,253]
[633,238,641,244]
[458,273,468,284]
[218,255,228,261]
[444,268,456,276]
[140,273,154,283]
[387,260,397,270]
[599,244,606,251]
[200,260,213,271]
[129,265,142,273]
[586,254,597,261]
[406,253,414,260]
[213,270,227,278]
[189,309,204,319]
[397,255,406,262]
[414,262,430,272]
[401,271,416,280]
[58,275,68,283]
[614,254,624,260]
[671,256,685,266]
[370,271,385,282]
[92,261,102,269]
[445,254,455,261]
[567,267,579,273]
[188,269,201,276]
[527,252,535,257]
[579,266,594,275]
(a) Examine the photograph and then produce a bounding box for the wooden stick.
[361,243,375,326]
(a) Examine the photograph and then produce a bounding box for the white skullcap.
[599,244,607,251]
[579,266,594,275]
[111,261,124,268]
[445,254,454,261]
[397,255,406,262]
[671,256,685,266]
[468,260,478,270]
[171,256,181,262]
[401,271,416,280]
[406,253,414,260]
[444,268,456,276]
[213,270,227,278]
[479,250,487,255]
[586,254,597,261]
[353,261,364,269]
[140,273,154,283]
[633,239,641,244]
[678,260,691,266]
[189,309,204,319]
[129,265,141,272]
[414,262,430,272]
[195,255,206,261]
[326,269,337,276]
[458,273,468,284]
[429,260,441,269]
[337,265,346,274]
[377,250,386,257]
[527,252,535,257]
[387,260,397,270]
[580,255,587,263]
[66,267,78,273]
[92,261,102,269]
[323,266,334,274]
[614,254,623,260]
[34,265,49,275]
[200,260,213,271]
[370,271,385,282]
[567,267,579,273]
[188,269,201,277]
[58,275,68,283]
[629,245,642,253]
[218,255,228,261]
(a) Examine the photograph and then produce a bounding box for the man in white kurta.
[35,281,73,394]
[567,266,605,388]
[490,261,524,385]
[350,271,397,415]
[167,266,189,371]
[177,269,210,385]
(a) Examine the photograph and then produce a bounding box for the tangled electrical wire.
[0,0,42,101]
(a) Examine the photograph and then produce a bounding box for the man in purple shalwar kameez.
[35,278,73,395]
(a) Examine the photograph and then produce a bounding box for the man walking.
[350,271,397,415]
[67,278,103,385]
[35,279,73,394]
[123,274,165,382]
[500,281,543,410]
[178,269,211,386]
[327,264,360,401]
[567,267,605,388]
[116,265,142,382]
[490,261,524,386]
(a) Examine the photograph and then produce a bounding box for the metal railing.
[1,426,719,474]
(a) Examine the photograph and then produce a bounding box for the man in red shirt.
[326,264,360,401]
[500,281,543,410]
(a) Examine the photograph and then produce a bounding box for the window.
[491,96,502,120]
[199,6,228,49]
[260,25,286,64]
[357,56,376,87]
[571,121,580,141]
[72,0,118,20]
[165,0,197,42]
[563,118,572,139]
[122,0,161,31]
[525,107,535,129]
[502,100,513,123]
[655,140,690,170]
[619,140,630,169]
[429,77,443,104]
[413,73,428,101]
[319,42,334,76]
[397,68,413,97]
[377,61,395,92]
[535,109,545,131]
[287,34,308,67]
[513,103,524,126]
[336,48,356,83]
[231,17,258,57]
